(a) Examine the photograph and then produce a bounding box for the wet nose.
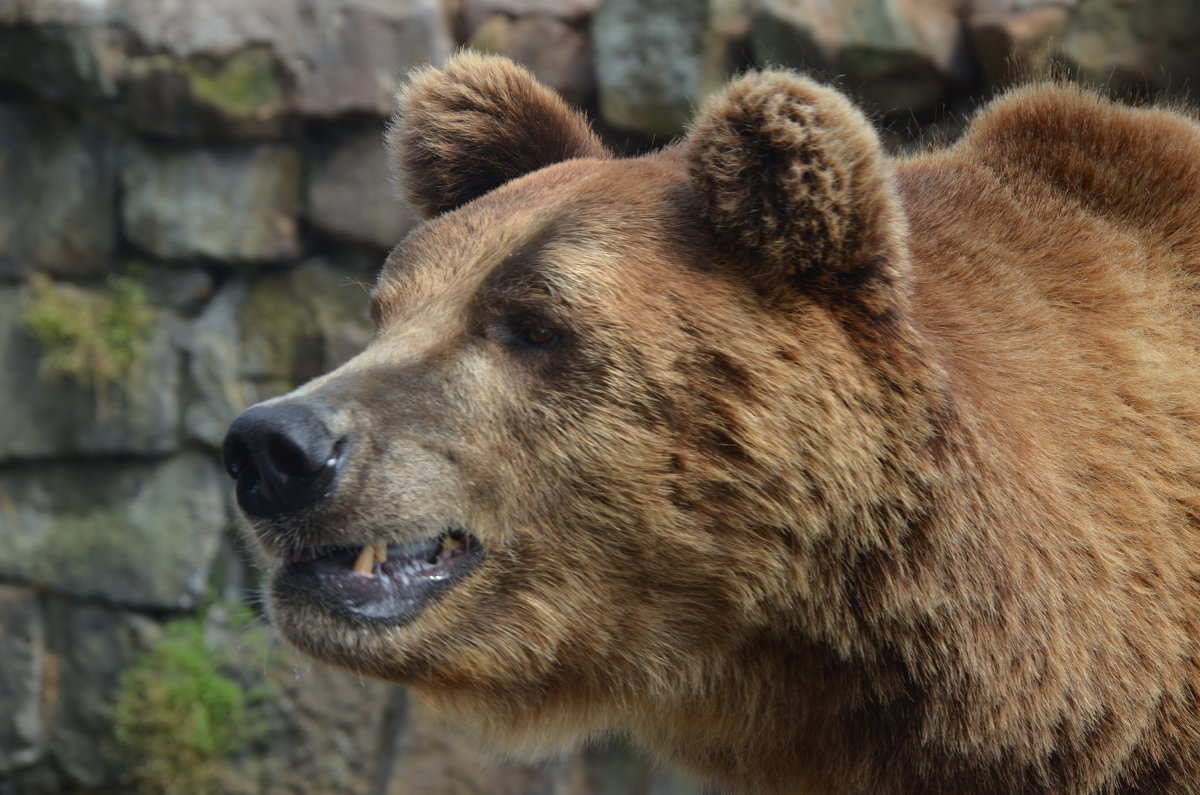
[222,403,343,519]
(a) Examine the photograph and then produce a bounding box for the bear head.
[223,52,939,779]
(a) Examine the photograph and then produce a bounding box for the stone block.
[593,0,723,138]
[183,281,252,449]
[115,0,452,118]
[0,587,44,775]
[0,25,124,103]
[3,0,453,119]
[460,0,601,31]
[43,599,160,789]
[754,0,975,115]
[287,0,454,118]
[969,5,1071,86]
[0,104,117,279]
[121,144,302,263]
[184,260,373,446]
[0,282,180,462]
[233,648,400,795]
[0,452,227,609]
[237,259,373,387]
[1059,0,1200,97]
[101,604,407,794]
[470,14,595,107]
[121,47,289,140]
[307,124,418,249]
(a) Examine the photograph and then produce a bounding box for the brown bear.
[222,53,1200,793]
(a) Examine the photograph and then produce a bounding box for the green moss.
[21,272,156,399]
[112,611,271,795]
[185,49,282,119]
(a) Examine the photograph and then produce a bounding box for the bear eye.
[520,323,560,346]
[493,312,567,351]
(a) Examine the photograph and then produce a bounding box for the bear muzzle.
[222,401,345,519]
[223,399,487,626]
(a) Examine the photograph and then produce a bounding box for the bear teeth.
[351,541,388,575]
[350,535,465,576]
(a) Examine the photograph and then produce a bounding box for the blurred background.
[0,0,1195,793]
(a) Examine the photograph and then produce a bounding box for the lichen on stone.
[184,48,283,120]
[21,272,156,403]
[111,606,271,795]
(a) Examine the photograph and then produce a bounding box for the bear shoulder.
[950,83,1200,240]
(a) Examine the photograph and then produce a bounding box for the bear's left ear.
[685,70,910,303]
[388,52,610,218]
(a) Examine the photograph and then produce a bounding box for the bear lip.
[273,530,483,625]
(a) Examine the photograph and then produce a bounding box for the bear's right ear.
[388,52,610,218]
[684,70,910,304]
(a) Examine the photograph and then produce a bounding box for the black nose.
[222,403,343,519]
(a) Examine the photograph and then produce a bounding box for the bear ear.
[684,70,909,302]
[388,52,610,218]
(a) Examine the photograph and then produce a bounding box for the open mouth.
[273,530,484,625]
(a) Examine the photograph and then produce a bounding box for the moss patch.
[112,608,271,795]
[21,272,156,401]
[184,48,283,120]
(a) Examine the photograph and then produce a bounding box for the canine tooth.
[352,545,376,575]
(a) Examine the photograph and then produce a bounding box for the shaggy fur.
[388,51,609,218]
[242,54,1200,793]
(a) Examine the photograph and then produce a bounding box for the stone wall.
[0,1,1194,793]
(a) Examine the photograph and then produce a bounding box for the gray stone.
[285,0,454,118]
[106,605,404,794]
[0,283,181,462]
[12,0,453,118]
[581,740,709,795]
[308,124,418,249]
[103,0,315,56]
[971,0,1078,11]
[0,762,67,795]
[185,261,374,446]
[0,0,115,25]
[470,14,596,107]
[121,143,302,263]
[0,104,117,279]
[0,587,44,775]
[969,5,1071,86]
[182,280,251,449]
[92,0,451,117]
[237,259,373,390]
[0,452,227,609]
[142,264,216,313]
[0,25,124,103]
[1,1,453,127]
[382,699,709,795]
[120,47,290,140]
[593,0,722,138]
[969,4,1075,85]
[44,599,160,789]
[461,0,602,31]
[1059,0,1200,97]
[228,645,401,795]
[754,0,975,115]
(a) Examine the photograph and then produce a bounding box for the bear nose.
[221,403,343,519]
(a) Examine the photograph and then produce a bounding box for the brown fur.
[243,54,1200,793]
[388,51,609,218]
